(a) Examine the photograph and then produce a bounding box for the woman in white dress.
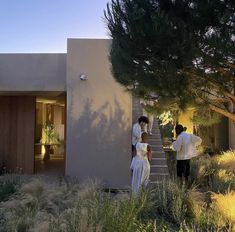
[130,132,152,194]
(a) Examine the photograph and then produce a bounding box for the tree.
[105,0,235,122]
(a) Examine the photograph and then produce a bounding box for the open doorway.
[34,94,66,175]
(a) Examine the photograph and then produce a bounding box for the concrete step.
[149,131,161,135]
[151,155,166,160]
[149,181,160,185]
[150,144,163,149]
[151,150,165,154]
[151,150,164,153]
[152,150,165,155]
[148,137,162,141]
[149,142,163,147]
[150,158,167,165]
[148,135,161,138]
[149,173,169,182]
[150,165,168,173]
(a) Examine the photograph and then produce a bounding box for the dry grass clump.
[0,178,155,232]
[0,179,70,231]
[212,191,235,231]
[1,150,235,232]
[190,154,214,186]
[151,180,232,231]
[216,150,235,175]
[190,152,235,193]
[187,186,206,221]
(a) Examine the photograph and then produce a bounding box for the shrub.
[190,154,213,187]
[151,180,204,225]
[0,174,21,202]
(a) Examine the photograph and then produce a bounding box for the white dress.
[130,142,150,194]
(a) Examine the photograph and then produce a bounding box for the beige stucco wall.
[66,39,132,188]
[0,54,66,91]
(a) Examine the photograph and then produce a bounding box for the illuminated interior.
[34,95,65,175]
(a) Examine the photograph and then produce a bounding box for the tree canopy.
[105,0,235,123]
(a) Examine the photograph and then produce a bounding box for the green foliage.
[152,181,190,224]
[105,0,235,122]
[192,105,221,126]
[42,122,60,144]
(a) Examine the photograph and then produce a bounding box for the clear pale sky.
[0,0,110,53]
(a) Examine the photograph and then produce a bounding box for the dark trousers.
[177,159,190,177]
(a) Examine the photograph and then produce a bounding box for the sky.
[0,0,110,53]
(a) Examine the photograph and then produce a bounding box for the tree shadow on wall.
[67,97,131,188]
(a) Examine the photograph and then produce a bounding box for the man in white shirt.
[132,116,149,156]
[173,124,202,184]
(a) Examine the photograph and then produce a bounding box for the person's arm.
[191,134,202,146]
[172,135,183,152]
[147,145,152,161]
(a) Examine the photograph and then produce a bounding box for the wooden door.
[0,96,35,174]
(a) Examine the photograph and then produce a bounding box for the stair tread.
[151,157,166,160]
[150,164,168,167]
[150,173,169,176]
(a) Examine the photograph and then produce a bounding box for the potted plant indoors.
[41,122,60,161]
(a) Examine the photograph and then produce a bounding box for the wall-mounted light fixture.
[79,73,87,81]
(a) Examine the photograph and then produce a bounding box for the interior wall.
[54,105,64,141]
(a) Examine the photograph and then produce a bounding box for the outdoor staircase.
[132,99,169,184]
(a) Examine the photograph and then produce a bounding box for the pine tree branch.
[209,104,235,122]
[196,93,235,121]
[186,71,235,103]
[198,89,229,103]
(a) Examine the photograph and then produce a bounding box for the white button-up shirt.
[132,123,142,146]
[173,132,202,160]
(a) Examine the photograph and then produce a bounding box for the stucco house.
[0,38,234,188]
[0,39,132,189]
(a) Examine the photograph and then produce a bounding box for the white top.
[132,122,142,145]
[173,132,202,160]
[136,142,149,160]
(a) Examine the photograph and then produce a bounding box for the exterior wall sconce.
[79,73,87,81]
